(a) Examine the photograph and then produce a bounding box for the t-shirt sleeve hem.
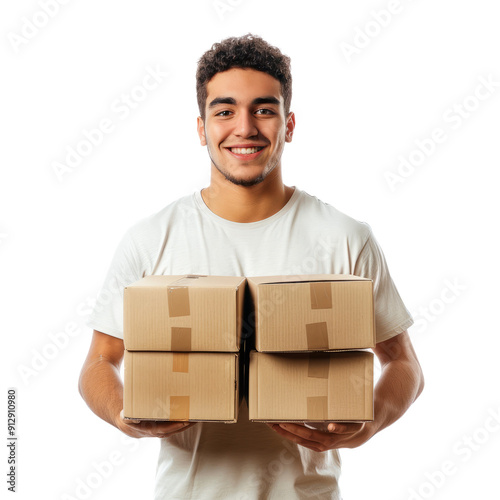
[86,320,124,340]
[376,317,414,344]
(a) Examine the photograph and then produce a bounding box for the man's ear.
[285,111,295,143]
[197,116,207,146]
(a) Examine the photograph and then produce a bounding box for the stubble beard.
[206,142,281,188]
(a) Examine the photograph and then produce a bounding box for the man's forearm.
[371,358,424,435]
[78,356,124,429]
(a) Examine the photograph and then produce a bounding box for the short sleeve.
[86,229,144,339]
[353,226,414,343]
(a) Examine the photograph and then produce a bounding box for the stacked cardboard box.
[123,275,245,422]
[246,274,375,423]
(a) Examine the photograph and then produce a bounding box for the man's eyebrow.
[208,96,281,108]
[208,97,236,108]
[251,96,281,106]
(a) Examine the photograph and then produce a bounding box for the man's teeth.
[230,147,264,154]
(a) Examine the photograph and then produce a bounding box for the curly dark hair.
[196,33,292,121]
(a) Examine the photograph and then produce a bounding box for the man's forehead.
[208,95,282,110]
[206,68,283,104]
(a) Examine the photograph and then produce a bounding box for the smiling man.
[197,64,296,222]
[79,34,424,499]
[199,68,292,188]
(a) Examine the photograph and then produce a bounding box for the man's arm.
[78,330,195,438]
[267,331,424,451]
[369,329,424,434]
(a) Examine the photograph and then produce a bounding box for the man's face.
[197,68,295,187]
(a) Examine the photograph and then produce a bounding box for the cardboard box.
[124,275,246,351]
[124,352,239,422]
[249,350,373,422]
[246,274,375,351]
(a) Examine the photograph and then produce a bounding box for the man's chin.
[218,168,266,187]
[226,175,265,187]
[210,153,275,187]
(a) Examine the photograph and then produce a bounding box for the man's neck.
[201,169,295,223]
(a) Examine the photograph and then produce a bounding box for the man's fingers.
[120,410,193,432]
[267,421,364,437]
[268,423,327,452]
[162,422,193,431]
[267,421,370,451]
[278,423,317,439]
[159,422,195,434]
[141,421,191,431]
[327,422,364,434]
[271,422,326,444]
[126,418,142,424]
[150,422,194,438]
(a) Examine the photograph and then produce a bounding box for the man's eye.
[255,109,274,115]
[215,110,231,117]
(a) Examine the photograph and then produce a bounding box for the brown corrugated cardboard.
[124,275,246,351]
[249,350,373,422]
[124,352,239,422]
[246,274,375,351]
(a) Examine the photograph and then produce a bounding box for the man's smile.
[224,144,268,160]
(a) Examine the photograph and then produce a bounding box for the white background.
[2,0,499,499]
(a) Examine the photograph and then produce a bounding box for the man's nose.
[234,111,258,137]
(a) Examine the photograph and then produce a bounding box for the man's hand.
[267,331,424,452]
[116,409,197,439]
[267,421,375,452]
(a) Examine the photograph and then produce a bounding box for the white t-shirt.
[87,187,414,500]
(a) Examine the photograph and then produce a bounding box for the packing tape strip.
[307,355,329,419]
[170,395,190,420]
[309,282,332,310]
[171,327,192,351]
[306,396,328,420]
[167,275,208,318]
[307,354,330,379]
[172,353,189,373]
[167,286,190,317]
[306,322,329,350]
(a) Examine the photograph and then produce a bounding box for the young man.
[79,34,424,499]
